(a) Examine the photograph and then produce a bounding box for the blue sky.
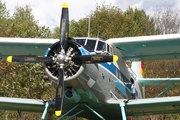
[2,0,180,30]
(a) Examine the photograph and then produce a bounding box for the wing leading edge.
[106,34,180,61]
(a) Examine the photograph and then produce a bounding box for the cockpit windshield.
[73,37,112,55]
[75,39,86,46]
[84,39,96,51]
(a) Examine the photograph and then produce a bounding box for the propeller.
[7,55,118,64]
[54,3,69,116]
[6,3,118,117]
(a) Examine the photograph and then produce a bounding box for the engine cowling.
[44,39,82,83]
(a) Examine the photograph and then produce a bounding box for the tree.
[66,3,158,39]
[5,5,51,38]
[0,0,11,37]
[0,2,53,119]
[124,7,160,35]
[68,3,143,39]
[153,5,180,34]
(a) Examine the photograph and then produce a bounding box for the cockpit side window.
[96,41,106,51]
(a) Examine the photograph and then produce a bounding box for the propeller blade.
[7,55,52,63]
[71,55,118,64]
[55,68,64,116]
[59,3,69,50]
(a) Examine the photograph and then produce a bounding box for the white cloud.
[114,0,180,12]
[114,0,142,10]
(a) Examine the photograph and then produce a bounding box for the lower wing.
[0,97,46,113]
[126,96,180,116]
[107,96,180,116]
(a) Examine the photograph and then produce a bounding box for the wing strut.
[57,103,106,120]
[156,83,174,98]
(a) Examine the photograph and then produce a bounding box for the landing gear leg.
[120,102,127,120]
[41,100,54,120]
[41,101,50,120]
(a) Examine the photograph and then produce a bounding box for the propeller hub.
[56,53,66,64]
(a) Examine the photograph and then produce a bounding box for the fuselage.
[64,37,143,99]
[0,36,142,119]
[55,37,143,119]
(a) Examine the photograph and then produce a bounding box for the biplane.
[1,3,180,120]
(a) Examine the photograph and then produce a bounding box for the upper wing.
[0,38,58,59]
[106,34,180,61]
[107,96,180,116]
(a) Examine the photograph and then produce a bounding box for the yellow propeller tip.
[55,110,62,116]
[62,3,68,8]
[113,55,118,62]
[7,56,12,62]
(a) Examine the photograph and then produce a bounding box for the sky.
[2,0,180,30]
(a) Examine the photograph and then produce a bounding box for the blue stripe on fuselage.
[115,81,127,97]
[78,47,135,97]
[100,63,130,96]
[79,47,90,55]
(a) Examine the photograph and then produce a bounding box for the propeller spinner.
[6,3,118,117]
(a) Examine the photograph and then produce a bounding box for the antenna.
[88,16,90,37]
[97,31,99,38]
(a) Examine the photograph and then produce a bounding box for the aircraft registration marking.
[25,57,36,61]
[91,56,103,60]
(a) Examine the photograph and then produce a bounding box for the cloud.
[114,0,180,12]
[113,0,142,10]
